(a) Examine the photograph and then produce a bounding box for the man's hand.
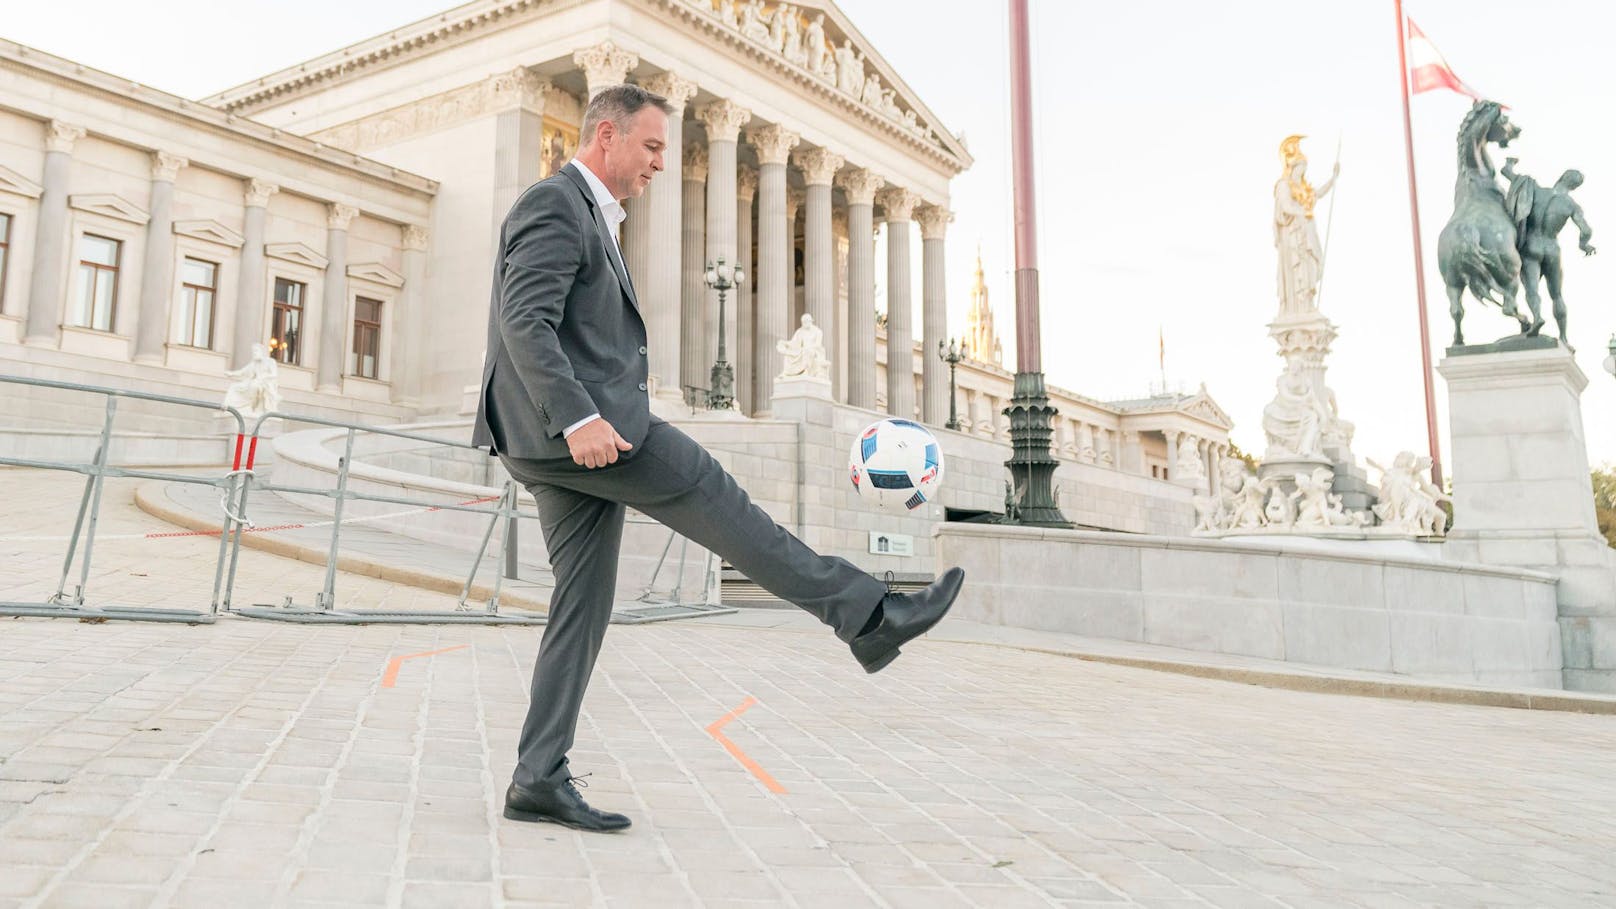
[567,418,633,468]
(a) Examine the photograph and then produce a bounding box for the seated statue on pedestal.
[222,343,282,419]
[776,313,830,380]
[1262,360,1330,459]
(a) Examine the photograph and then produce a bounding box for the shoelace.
[566,773,592,791]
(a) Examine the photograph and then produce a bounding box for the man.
[472,84,965,833]
[1503,156,1596,343]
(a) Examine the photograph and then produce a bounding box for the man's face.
[604,106,669,200]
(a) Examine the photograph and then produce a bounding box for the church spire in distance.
[965,244,1004,366]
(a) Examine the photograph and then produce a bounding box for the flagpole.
[1395,0,1444,489]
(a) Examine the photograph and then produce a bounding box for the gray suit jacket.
[472,163,651,460]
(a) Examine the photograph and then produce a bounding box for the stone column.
[916,204,951,426]
[573,41,639,98]
[1165,431,1180,481]
[746,124,799,414]
[793,147,843,381]
[133,151,188,363]
[734,166,757,414]
[786,187,804,317]
[696,100,751,378]
[877,188,918,419]
[832,209,849,400]
[316,203,358,391]
[230,179,278,369]
[636,72,698,405]
[1121,429,1144,475]
[395,225,429,404]
[836,168,884,410]
[680,145,708,392]
[23,121,85,345]
[489,68,547,245]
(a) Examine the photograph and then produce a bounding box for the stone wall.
[937,522,1565,688]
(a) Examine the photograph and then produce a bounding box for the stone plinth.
[1438,344,1616,692]
[772,374,832,402]
[1257,454,1334,508]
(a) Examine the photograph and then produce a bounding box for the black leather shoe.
[503,777,631,832]
[850,567,964,674]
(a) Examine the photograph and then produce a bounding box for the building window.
[177,257,218,349]
[352,296,382,379]
[71,234,121,331]
[270,277,305,364]
[0,213,11,309]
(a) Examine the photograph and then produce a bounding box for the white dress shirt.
[561,159,627,439]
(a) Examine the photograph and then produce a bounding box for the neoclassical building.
[0,0,1234,531]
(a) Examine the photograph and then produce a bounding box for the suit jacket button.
[638,346,648,356]
[638,382,647,391]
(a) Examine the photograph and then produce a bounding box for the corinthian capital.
[683,143,709,182]
[45,121,87,154]
[876,187,918,222]
[150,151,189,182]
[791,146,844,186]
[916,204,953,240]
[402,224,430,251]
[489,67,549,112]
[835,167,884,206]
[638,71,699,112]
[244,179,280,208]
[695,99,752,144]
[736,165,757,201]
[744,123,800,166]
[786,187,805,221]
[573,41,639,91]
[327,203,359,231]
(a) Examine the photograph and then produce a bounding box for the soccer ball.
[848,419,944,511]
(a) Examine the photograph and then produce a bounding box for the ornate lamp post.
[1604,334,1616,381]
[703,256,745,410]
[938,338,964,431]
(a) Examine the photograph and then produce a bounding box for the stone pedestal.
[1257,454,1334,504]
[772,375,832,402]
[1438,344,1615,691]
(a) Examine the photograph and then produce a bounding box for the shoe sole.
[502,805,630,832]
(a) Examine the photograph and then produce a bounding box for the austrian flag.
[1406,17,1481,100]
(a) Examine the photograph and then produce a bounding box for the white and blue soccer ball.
[848,418,944,511]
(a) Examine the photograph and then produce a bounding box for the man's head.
[576,84,673,200]
[1558,169,1585,191]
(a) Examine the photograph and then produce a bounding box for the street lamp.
[702,256,745,411]
[1603,334,1616,380]
[938,338,964,431]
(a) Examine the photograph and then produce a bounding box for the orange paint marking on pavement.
[705,696,787,794]
[381,645,469,688]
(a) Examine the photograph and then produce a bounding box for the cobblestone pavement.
[3,471,1616,908]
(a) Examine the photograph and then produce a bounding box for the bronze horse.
[1436,100,1528,346]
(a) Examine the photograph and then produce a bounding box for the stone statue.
[1502,156,1595,344]
[1369,452,1450,535]
[776,313,829,379]
[1262,360,1330,459]
[1264,484,1295,527]
[804,13,828,73]
[861,71,884,108]
[768,1,790,52]
[1290,466,1363,529]
[817,42,838,82]
[781,5,806,65]
[1174,436,1206,482]
[1273,135,1338,318]
[739,0,771,42]
[882,89,902,118]
[1437,100,1527,345]
[1077,423,1097,464]
[222,343,282,419]
[716,0,739,30]
[1218,459,1270,530]
[835,40,863,96]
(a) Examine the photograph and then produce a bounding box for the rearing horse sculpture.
[1436,100,1527,346]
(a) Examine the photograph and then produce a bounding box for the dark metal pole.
[1395,0,1444,489]
[1002,0,1069,526]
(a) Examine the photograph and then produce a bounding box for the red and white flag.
[1407,17,1481,99]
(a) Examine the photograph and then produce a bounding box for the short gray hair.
[580,84,673,147]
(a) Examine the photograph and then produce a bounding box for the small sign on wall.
[868,531,914,557]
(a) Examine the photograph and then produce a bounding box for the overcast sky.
[6,1,1614,468]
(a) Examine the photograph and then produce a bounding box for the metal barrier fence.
[1,375,729,626]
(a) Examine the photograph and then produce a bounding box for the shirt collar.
[569,159,626,226]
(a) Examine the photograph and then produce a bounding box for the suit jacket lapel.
[562,164,640,312]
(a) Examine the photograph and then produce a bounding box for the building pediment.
[173,219,245,248]
[0,165,43,199]
[69,193,149,225]
[265,241,329,269]
[1179,389,1234,429]
[346,262,405,287]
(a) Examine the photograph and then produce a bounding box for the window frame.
[350,294,383,380]
[70,233,123,333]
[175,256,220,350]
[269,275,309,366]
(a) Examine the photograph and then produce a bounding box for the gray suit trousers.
[500,419,885,788]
